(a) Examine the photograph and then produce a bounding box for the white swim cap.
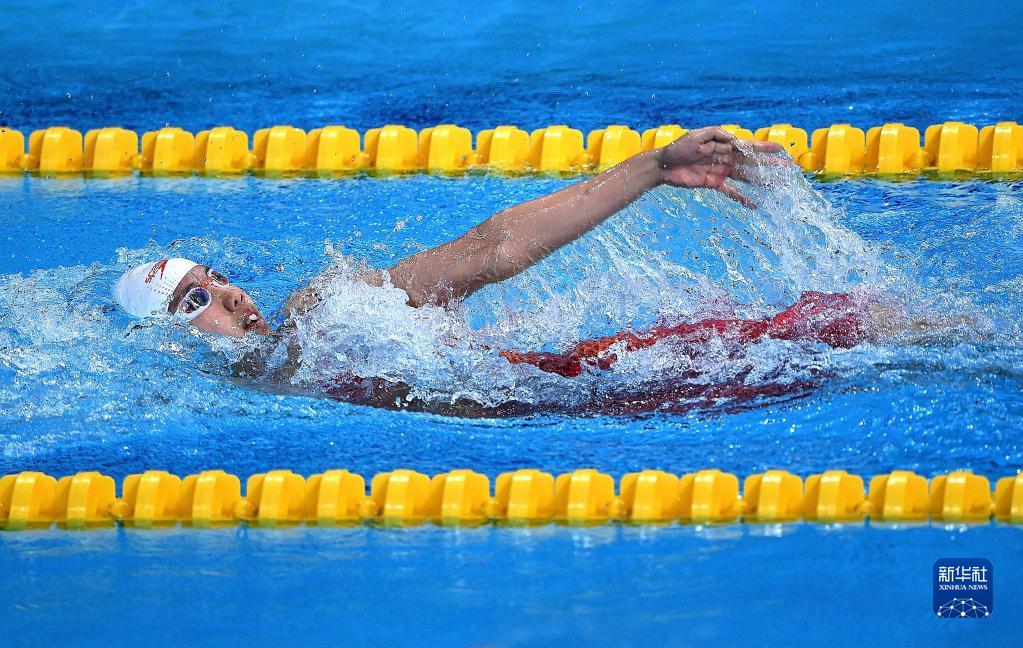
[112,258,199,318]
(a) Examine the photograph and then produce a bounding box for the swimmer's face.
[167,265,271,337]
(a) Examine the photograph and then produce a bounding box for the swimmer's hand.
[656,126,785,209]
[282,285,321,327]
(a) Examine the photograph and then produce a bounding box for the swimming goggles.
[175,268,230,321]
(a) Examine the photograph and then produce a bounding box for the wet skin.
[167,265,272,337]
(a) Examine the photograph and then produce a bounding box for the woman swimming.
[110,127,923,414]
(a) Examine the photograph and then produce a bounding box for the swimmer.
[110,127,952,412]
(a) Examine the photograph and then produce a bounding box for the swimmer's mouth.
[243,312,269,334]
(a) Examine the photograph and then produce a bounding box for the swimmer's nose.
[221,288,243,313]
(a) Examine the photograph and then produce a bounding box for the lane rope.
[2,468,1020,529]
[1,121,1020,178]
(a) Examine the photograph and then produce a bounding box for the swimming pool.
[2,0,1023,644]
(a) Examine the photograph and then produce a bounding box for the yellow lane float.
[1,120,1018,179]
[139,127,195,174]
[472,125,531,172]
[3,467,1018,529]
[84,127,138,174]
[196,126,253,174]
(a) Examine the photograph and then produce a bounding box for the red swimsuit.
[325,292,866,413]
[499,291,865,378]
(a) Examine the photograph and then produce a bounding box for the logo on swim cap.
[145,259,170,284]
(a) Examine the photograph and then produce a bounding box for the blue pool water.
[2,0,1023,644]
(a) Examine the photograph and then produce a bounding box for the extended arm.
[388,127,783,307]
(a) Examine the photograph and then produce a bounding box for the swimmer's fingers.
[682,140,784,175]
[757,153,796,166]
[728,163,758,184]
[729,144,795,187]
[735,153,795,173]
[728,161,787,187]
[741,140,785,155]
[717,182,758,210]
[732,142,791,169]
[689,127,783,156]
[728,161,782,188]
[687,126,737,145]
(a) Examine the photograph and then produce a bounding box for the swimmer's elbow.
[482,225,541,284]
